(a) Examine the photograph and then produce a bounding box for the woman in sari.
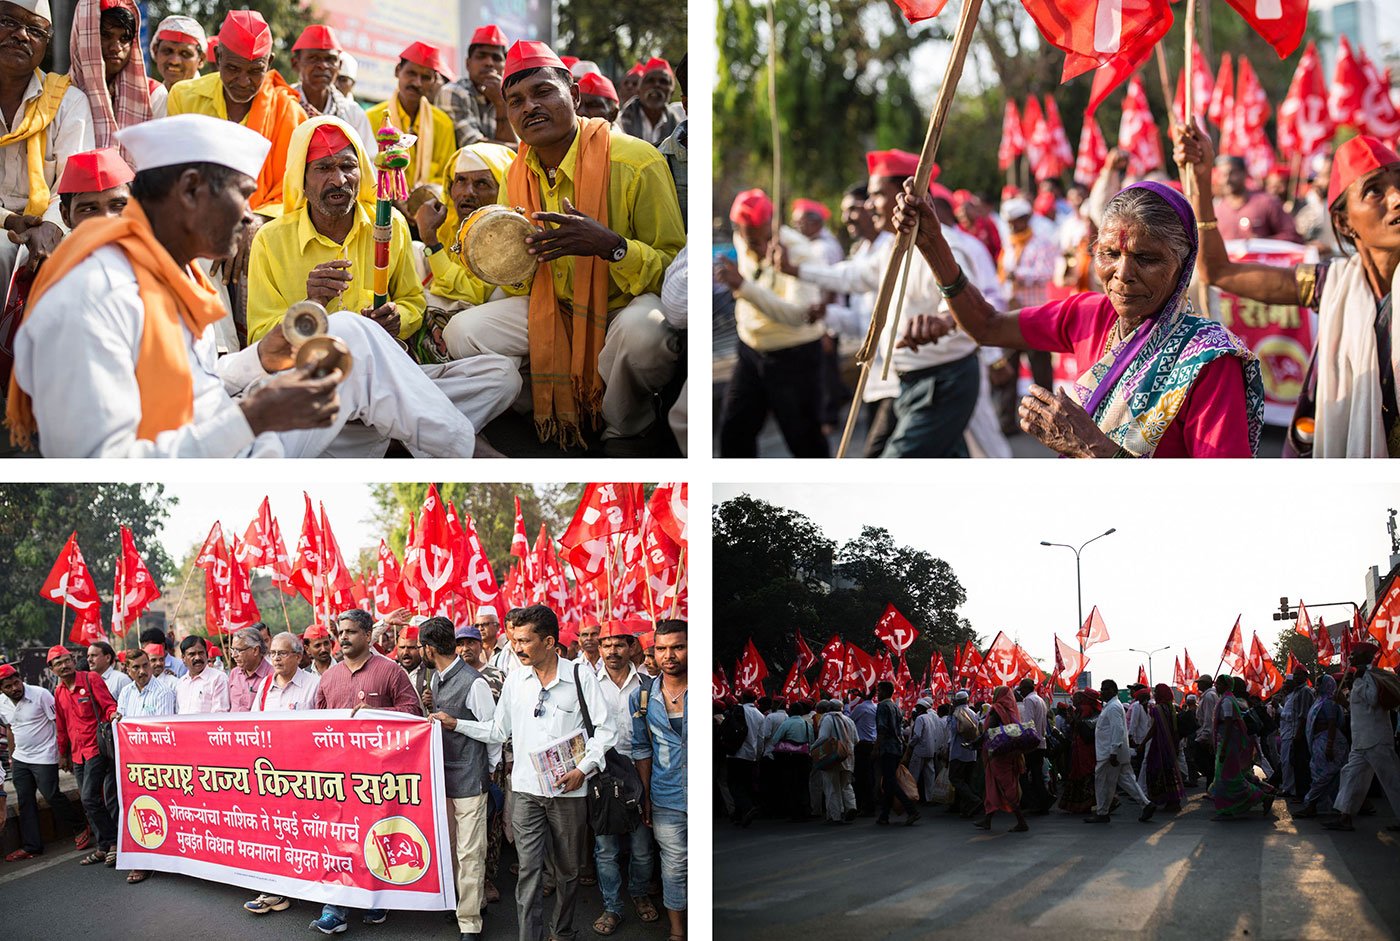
[770,702,815,821]
[976,685,1029,832]
[1210,675,1276,820]
[1294,674,1348,818]
[1175,125,1400,457]
[1058,689,1100,814]
[893,177,1263,457]
[1142,683,1186,811]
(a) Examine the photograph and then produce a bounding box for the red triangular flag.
[41,532,103,645]
[794,629,817,673]
[1074,113,1107,186]
[1219,0,1307,60]
[1077,605,1109,650]
[1137,665,1149,687]
[1221,616,1247,675]
[113,526,161,637]
[999,99,1026,170]
[873,603,919,655]
[735,638,770,694]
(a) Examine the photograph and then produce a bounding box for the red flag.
[511,496,529,561]
[193,522,224,570]
[891,0,948,23]
[1054,634,1086,689]
[1077,605,1109,650]
[460,512,504,618]
[1027,100,1058,181]
[735,639,770,695]
[1208,53,1235,129]
[895,655,915,699]
[875,651,896,686]
[647,482,688,548]
[955,641,982,684]
[982,632,1023,686]
[287,495,322,605]
[1044,95,1075,170]
[1219,0,1307,60]
[41,532,103,645]
[1221,616,1247,674]
[999,99,1026,170]
[224,540,261,632]
[1314,616,1335,666]
[1367,577,1400,668]
[1171,40,1214,127]
[1277,43,1335,159]
[1331,35,1367,130]
[370,540,402,616]
[1172,656,1187,693]
[1294,600,1313,639]
[403,485,455,616]
[818,637,845,693]
[373,831,425,871]
[1234,56,1275,179]
[843,645,877,693]
[929,652,952,701]
[1358,50,1400,141]
[1021,96,1045,178]
[1285,650,1301,677]
[1118,75,1163,176]
[713,666,732,703]
[560,483,645,591]
[113,526,161,637]
[1074,113,1108,186]
[319,503,356,614]
[794,629,817,673]
[1136,665,1149,687]
[1020,0,1172,85]
[781,661,813,703]
[1085,47,1149,116]
[873,603,919,655]
[1246,632,1284,698]
[1183,648,1197,683]
[204,536,259,636]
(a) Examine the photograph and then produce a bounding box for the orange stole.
[244,72,307,212]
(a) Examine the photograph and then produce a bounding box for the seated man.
[441,41,685,452]
[366,42,457,191]
[616,58,679,146]
[148,14,205,94]
[437,24,516,148]
[166,9,304,217]
[7,114,492,458]
[67,0,162,148]
[576,73,619,124]
[413,139,515,312]
[288,25,373,151]
[0,0,94,301]
[247,116,518,452]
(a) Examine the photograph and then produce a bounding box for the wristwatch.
[424,242,445,256]
[608,235,627,263]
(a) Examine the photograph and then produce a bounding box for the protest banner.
[115,711,455,911]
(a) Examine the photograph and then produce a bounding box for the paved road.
[714,789,1400,941]
[0,844,667,941]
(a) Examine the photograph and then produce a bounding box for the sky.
[714,472,1400,686]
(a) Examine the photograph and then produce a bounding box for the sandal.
[105,848,118,867]
[126,870,150,884]
[592,911,621,936]
[632,895,660,923]
[5,849,37,861]
[79,850,106,866]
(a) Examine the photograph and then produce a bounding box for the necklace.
[662,678,686,704]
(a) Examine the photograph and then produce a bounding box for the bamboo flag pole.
[836,0,986,458]
[1182,0,1212,318]
[170,561,198,636]
[668,547,687,620]
[1154,44,1177,132]
[766,0,782,247]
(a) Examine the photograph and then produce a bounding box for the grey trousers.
[513,793,589,941]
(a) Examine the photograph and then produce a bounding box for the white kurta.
[14,245,518,457]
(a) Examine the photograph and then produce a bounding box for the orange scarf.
[506,118,612,448]
[998,226,1034,282]
[243,72,306,212]
[6,201,227,448]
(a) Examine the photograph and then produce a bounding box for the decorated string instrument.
[371,121,416,308]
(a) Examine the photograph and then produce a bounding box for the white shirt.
[911,711,949,759]
[598,664,643,753]
[175,667,231,714]
[0,72,94,229]
[1128,700,1152,745]
[1196,687,1220,744]
[1095,696,1131,762]
[1018,691,1049,739]
[117,675,179,718]
[761,708,788,759]
[437,658,501,772]
[491,638,524,675]
[0,684,59,764]
[735,703,765,761]
[456,655,616,798]
[101,665,132,701]
[251,668,321,712]
[1349,670,1394,750]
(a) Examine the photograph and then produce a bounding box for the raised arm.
[1173,121,1303,306]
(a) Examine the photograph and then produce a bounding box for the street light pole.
[1040,528,1117,666]
[1129,645,1171,685]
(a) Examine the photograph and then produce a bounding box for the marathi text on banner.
[115,711,455,911]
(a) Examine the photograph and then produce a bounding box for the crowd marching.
[715,607,1400,835]
[715,6,1400,459]
[0,0,687,458]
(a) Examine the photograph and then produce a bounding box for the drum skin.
[453,205,537,286]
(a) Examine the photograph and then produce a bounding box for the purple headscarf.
[1081,181,1200,419]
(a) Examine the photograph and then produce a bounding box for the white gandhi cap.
[8,0,52,24]
[116,114,271,181]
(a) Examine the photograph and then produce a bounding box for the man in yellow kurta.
[245,116,423,344]
[413,140,515,308]
[438,41,684,453]
[365,42,457,191]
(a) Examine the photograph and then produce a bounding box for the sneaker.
[363,909,388,925]
[245,894,290,914]
[310,913,348,934]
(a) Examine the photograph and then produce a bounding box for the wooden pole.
[277,588,293,634]
[170,562,198,634]
[766,0,782,247]
[1154,44,1177,133]
[836,0,986,458]
[668,548,686,621]
[1183,0,1212,317]
[58,597,68,646]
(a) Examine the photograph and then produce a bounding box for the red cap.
[792,198,830,221]
[218,11,272,61]
[157,27,201,45]
[292,25,341,52]
[304,624,330,640]
[399,625,420,641]
[1000,184,1022,202]
[116,650,128,663]
[1267,163,1291,178]
[866,149,932,180]
[578,72,618,102]
[503,40,566,83]
[599,619,635,639]
[143,643,165,660]
[46,645,69,664]
[306,124,355,163]
[928,182,954,203]
[952,188,973,210]
[0,663,16,680]
[57,148,134,195]
[99,0,134,10]
[207,36,219,59]
[1328,135,1400,208]
[470,24,507,48]
[626,62,646,77]
[560,55,579,70]
[402,41,454,81]
[730,188,773,228]
[208,644,222,657]
[643,56,671,74]
[1033,190,1056,218]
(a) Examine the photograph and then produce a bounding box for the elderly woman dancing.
[894,178,1263,457]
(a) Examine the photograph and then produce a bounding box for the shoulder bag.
[574,663,645,835]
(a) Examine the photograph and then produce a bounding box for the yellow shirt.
[444,121,685,311]
[364,97,456,190]
[245,202,425,343]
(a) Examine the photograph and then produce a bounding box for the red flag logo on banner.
[373,830,425,871]
[136,806,165,841]
[1077,605,1109,650]
[873,603,919,655]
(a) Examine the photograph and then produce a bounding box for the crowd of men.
[715,642,1399,836]
[0,0,688,458]
[0,607,689,941]
[715,135,1337,458]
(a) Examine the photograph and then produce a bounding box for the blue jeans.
[594,823,655,914]
[650,806,687,911]
[321,905,386,922]
[881,353,979,458]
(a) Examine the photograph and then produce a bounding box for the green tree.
[143,0,318,76]
[555,0,686,77]
[0,484,176,651]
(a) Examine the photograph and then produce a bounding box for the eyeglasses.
[533,688,549,718]
[0,14,51,45]
[231,646,255,654]
[268,650,298,659]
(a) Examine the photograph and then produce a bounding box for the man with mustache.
[617,57,680,146]
[437,24,516,148]
[440,41,684,454]
[288,25,372,154]
[414,139,514,312]
[246,115,521,456]
[366,41,457,191]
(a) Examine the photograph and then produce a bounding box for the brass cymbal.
[283,300,329,347]
[294,334,353,381]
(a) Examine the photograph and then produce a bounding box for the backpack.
[719,703,750,756]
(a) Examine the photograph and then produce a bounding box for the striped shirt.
[117,675,179,718]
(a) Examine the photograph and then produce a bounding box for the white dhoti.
[1095,757,1151,816]
[441,293,679,438]
[1333,743,1400,817]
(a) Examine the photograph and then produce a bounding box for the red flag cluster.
[1000,95,1074,182]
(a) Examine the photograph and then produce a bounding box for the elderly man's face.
[182,642,208,676]
[578,623,601,654]
[458,636,483,665]
[154,38,202,86]
[293,48,339,96]
[269,636,300,678]
[218,47,270,104]
[449,167,499,219]
[1093,218,1184,325]
[0,2,51,76]
[474,615,499,647]
[306,145,359,220]
[638,67,672,112]
[791,210,823,239]
[577,93,618,122]
[231,634,263,672]
[127,652,151,686]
